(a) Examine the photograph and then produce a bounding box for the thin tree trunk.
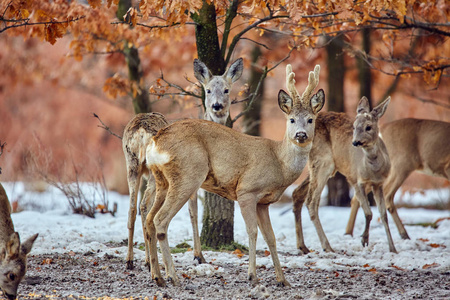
[243,46,264,136]
[357,28,375,206]
[193,0,234,248]
[326,35,351,207]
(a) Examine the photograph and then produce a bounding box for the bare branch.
[0,16,85,34]
[407,93,450,110]
[231,47,294,124]
[93,113,123,140]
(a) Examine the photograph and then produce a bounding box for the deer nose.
[295,131,307,141]
[352,140,362,147]
[212,103,224,111]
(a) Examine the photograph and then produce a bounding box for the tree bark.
[357,28,375,206]
[118,0,151,114]
[243,46,264,136]
[326,35,351,207]
[193,0,234,249]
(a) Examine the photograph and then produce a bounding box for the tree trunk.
[193,0,234,249]
[357,28,375,206]
[326,35,351,207]
[118,0,151,115]
[243,46,264,136]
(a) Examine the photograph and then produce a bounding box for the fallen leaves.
[422,263,440,269]
[232,249,244,258]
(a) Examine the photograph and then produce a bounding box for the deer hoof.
[299,246,310,255]
[248,274,258,285]
[400,232,410,240]
[361,237,369,247]
[167,276,180,286]
[144,262,151,272]
[126,260,134,270]
[154,277,166,287]
[194,255,206,264]
[277,279,291,288]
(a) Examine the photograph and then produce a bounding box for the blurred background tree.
[0,0,448,248]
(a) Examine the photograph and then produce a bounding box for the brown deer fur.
[0,183,38,300]
[144,65,325,287]
[345,118,450,239]
[293,96,397,254]
[123,58,243,270]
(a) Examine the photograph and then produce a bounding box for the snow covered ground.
[3,182,450,275]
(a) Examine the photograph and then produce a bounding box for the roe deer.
[293,96,397,254]
[345,118,450,239]
[123,58,243,270]
[0,183,38,300]
[144,65,325,287]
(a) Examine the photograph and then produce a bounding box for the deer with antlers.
[144,64,324,287]
[0,183,38,300]
[123,58,243,270]
[345,118,450,239]
[293,96,397,254]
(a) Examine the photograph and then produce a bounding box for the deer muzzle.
[211,103,224,112]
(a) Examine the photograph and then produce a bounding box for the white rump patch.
[146,140,170,166]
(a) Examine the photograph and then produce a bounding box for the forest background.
[0,0,448,213]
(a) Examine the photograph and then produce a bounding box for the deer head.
[278,64,325,147]
[352,96,390,147]
[193,58,243,125]
[0,232,38,300]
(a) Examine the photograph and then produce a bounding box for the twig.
[0,140,5,174]
[93,113,123,140]
[231,47,294,124]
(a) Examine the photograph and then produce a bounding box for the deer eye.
[206,89,211,94]
[224,89,229,94]
[365,126,371,131]
[8,273,16,281]
[290,118,295,124]
[307,118,313,124]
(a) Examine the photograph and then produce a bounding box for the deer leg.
[140,175,156,271]
[292,176,310,254]
[306,168,334,252]
[354,184,372,247]
[384,170,411,240]
[145,186,167,287]
[126,169,142,270]
[256,204,290,287]
[188,191,206,264]
[154,181,203,286]
[345,196,360,236]
[238,193,259,285]
[373,187,397,253]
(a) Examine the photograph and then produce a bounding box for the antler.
[286,64,300,101]
[301,65,320,105]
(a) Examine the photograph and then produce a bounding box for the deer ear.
[193,59,211,84]
[21,233,38,255]
[0,246,6,261]
[356,96,370,114]
[372,96,390,119]
[225,58,243,84]
[278,90,293,114]
[310,89,325,114]
[6,232,20,258]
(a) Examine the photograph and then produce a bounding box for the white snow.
[3,182,450,275]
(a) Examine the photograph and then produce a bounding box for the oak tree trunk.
[193,0,234,248]
[326,35,351,207]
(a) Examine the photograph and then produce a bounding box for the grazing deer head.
[193,58,243,125]
[0,184,38,300]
